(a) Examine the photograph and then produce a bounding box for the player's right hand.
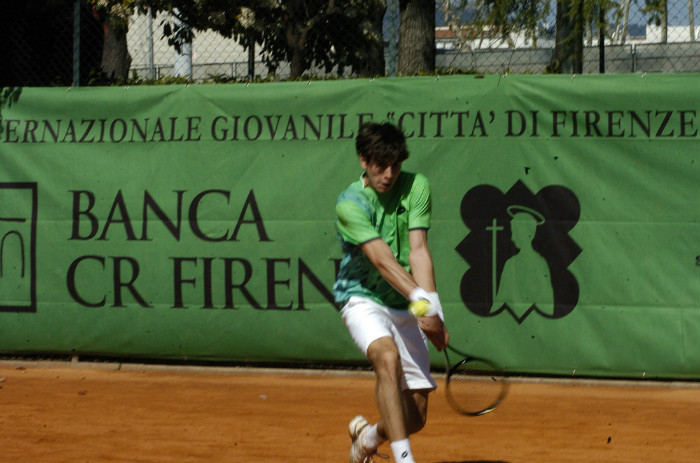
[418,315,449,351]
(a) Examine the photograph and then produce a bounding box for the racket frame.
[443,346,509,416]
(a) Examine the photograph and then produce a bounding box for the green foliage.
[442,0,550,48]
[88,0,385,80]
[641,0,667,26]
[247,1,384,77]
[434,66,480,75]
[0,87,23,137]
[477,0,548,38]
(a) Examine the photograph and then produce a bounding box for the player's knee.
[367,338,401,371]
[369,349,401,380]
[375,349,401,373]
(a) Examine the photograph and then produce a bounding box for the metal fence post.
[248,38,255,80]
[72,0,80,86]
[599,7,605,73]
[148,8,155,80]
[385,0,398,76]
[173,8,192,79]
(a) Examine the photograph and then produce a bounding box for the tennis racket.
[443,345,509,416]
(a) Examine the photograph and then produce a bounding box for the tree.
[612,0,632,45]
[240,0,387,79]
[398,0,435,74]
[90,2,133,81]
[354,0,387,76]
[0,87,22,138]
[90,0,386,80]
[548,0,616,73]
[1,0,104,86]
[643,0,668,43]
[438,0,549,52]
[689,0,696,42]
[549,0,585,73]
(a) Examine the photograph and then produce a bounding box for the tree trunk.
[286,20,306,80]
[660,0,668,43]
[689,0,696,42]
[548,0,584,74]
[101,17,131,82]
[613,0,631,45]
[621,0,631,44]
[284,2,338,80]
[398,0,435,75]
[289,49,306,80]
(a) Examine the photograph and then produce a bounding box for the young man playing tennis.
[334,122,449,463]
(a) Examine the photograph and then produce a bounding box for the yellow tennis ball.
[409,299,430,318]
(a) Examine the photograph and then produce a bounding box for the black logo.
[0,183,38,312]
[397,206,406,215]
[456,180,581,323]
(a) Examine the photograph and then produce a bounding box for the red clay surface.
[0,360,698,463]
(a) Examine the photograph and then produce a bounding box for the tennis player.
[333,122,449,463]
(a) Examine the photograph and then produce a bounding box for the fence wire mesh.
[0,0,698,87]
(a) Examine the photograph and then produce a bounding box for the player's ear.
[359,155,369,170]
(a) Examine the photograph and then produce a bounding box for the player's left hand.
[418,315,449,351]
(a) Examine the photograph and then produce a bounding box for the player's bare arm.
[408,229,449,350]
[359,238,419,298]
[407,229,435,292]
[360,235,449,351]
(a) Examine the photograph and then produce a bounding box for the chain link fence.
[436,0,700,74]
[1,0,698,87]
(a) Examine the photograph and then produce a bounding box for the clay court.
[0,359,698,463]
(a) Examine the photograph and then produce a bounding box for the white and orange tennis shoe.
[348,415,386,463]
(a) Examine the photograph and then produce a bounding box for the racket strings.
[446,358,507,416]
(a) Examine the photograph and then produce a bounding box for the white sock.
[390,439,415,463]
[361,424,385,451]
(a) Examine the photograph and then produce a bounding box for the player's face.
[360,157,402,193]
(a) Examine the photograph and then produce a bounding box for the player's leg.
[366,308,434,463]
[371,389,429,440]
[366,335,417,463]
[364,388,429,463]
[385,309,436,462]
[371,389,429,443]
[342,298,395,462]
[342,299,434,463]
[367,336,409,442]
[403,389,429,435]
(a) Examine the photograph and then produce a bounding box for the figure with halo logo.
[490,205,554,320]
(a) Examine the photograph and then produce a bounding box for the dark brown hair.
[355,122,409,168]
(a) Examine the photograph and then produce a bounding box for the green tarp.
[0,75,698,379]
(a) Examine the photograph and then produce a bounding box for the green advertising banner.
[0,75,698,379]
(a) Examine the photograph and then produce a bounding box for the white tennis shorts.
[341,296,437,391]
